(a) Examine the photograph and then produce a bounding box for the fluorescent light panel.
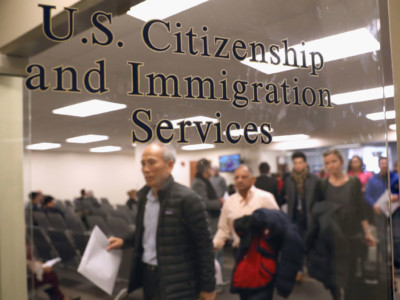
[170,116,218,129]
[242,28,380,74]
[53,100,126,117]
[66,134,109,144]
[181,144,215,151]
[332,85,394,105]
[90,146,121,153]
[26,143,61,150]
[366,110,395,121]
[389,124,396,131]
[273,139,322,151]
[272,134,310,142]
[335,143,362,149]
[127,0,208,22]
[223,126,273,137]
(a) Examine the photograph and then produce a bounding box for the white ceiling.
[25,0,395,154]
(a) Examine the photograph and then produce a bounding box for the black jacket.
[255,175,279,203]
[232,208,303,298]
[282,173,319,227]
[305,177,367,290]
[305,201,351,289]
[191,176,221,234]
[122,176,216,299]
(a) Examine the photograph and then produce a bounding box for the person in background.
[275,172,285,199]
[73,189,91,228]
[26,191,43,212]
[281,151,319,282]
[25,191,44,224]
[192,159,222,235]
[126,189,138,210]
[192,160,225,291]
[317,168,328,178]
[213,164,279,251]
[26,239,79,300]
[210,166,228,201]
[282,152,320,236]
[42,195,64,217]
[213,165,279,300]
[255,162,279,203]
[227,184,236,196]
[85,190,101,208]
[306,149,375,300]
[74,189,88,212]
[107,143,216,300]
[348,155,373,221]
[347,155,373,192]
[365,157,400,270]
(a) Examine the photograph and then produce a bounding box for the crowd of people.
[27,143,399,300]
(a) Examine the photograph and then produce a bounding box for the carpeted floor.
[31,245,399,300]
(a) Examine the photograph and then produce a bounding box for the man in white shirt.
[213,165,279,251]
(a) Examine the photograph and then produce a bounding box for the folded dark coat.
[232,208,303,298]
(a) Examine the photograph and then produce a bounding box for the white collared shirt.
[213,186,279,249]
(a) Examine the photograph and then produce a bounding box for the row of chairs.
[28,204,136,264]
[26,201,137,298]
[54,198,138,229]
[58,197,116,211]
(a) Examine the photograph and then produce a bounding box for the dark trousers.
[143,264,160,300]
[239,287,274,300]
[328,245,359,300]
[233,246,275,300]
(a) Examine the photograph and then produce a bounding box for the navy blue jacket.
[232,208,303,298]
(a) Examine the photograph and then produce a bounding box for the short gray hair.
[235,164,253,176]
[150,142,176,163]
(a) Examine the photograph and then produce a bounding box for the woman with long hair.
[307,149,375,300]
[347,155,373,192]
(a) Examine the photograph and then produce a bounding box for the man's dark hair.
[43,195,54,206]
[197,158,211,173]
[292,151,307,162]
[379,156,388,163]
[259,162,270,174]
[29,192,39,200]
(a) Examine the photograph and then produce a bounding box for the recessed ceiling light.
[331,85,394,105]
[272,134,310,142]
[335,143,362,149]
[127,0,209,22]
[366,110,395,121]
[389,124,396,131]
[26,143,61,150]
[273,139,322,151]
[66,134,109,144]
[242,28,380,74]
[53,100,126,117]
[89,146,122,153]
[223,126,273,137]
[181,144,215,151]
[170,116,218,129]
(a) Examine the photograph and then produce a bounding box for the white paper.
[77,226,122,295]
[376,190,399,217]
[215,259,223,285]
[43,257,61,268]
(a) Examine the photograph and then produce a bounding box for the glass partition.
[24,0,397,299]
